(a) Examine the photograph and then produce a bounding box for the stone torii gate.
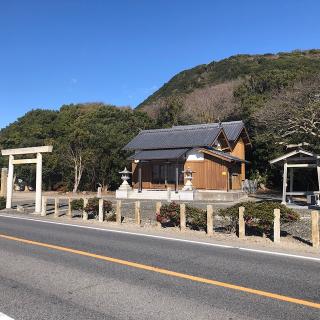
[1,146,53,213]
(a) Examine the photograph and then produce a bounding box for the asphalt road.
[0,214,319,320]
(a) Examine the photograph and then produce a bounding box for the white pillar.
[0,168,8,197]
[289,168,294,204]
[317,160,320,192]
[317,160,320,206]
[282,161,288,205]
[6,155,14,209]
[35,152,42,213]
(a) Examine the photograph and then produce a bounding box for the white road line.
[0,312,14,320]
[239,247,320,262]
[0,213,319,262]
[0,214,232,249]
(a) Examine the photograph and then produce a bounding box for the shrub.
[84,197,113,219]
[105,212,117,222]
[71,199,84,211]
[156,202,207,230]
[186,205,207,230]
[156,202,180,226]
[0,197,6,210]
[219,201,299,234]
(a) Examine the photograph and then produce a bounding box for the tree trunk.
[72,155,83,193]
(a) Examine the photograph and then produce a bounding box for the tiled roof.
[221,121,245,142]
[124,121,246,151]
[173,121,244,142]
[124,125,222,150]
[128,148,189,160]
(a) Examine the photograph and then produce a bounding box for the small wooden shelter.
[124,121,251,192]
[270,146,320,205]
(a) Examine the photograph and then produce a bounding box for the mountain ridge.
[137,49,320,120]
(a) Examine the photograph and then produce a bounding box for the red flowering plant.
[156,202,180,226]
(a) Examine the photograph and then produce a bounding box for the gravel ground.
[281,210,312,244]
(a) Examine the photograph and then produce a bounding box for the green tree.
[156,96,189,127]
[0,104,154,192]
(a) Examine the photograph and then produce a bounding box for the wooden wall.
[230,137,245,181]
[132,162,152,189]
[185,155,228,190]
[131,161,183,190]
[227,162,242,190]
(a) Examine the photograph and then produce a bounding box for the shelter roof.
[200,148,249,163]
[269,148,319,164]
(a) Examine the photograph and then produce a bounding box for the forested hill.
[141,50,320,104]
[138,49,320,122]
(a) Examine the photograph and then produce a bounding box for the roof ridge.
[173,120,243,128]
[221,120,243,124]
[136,120,245,137]
[172,123,220,128]
[140,125,221,134]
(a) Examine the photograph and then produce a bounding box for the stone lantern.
[119,167,132,190]
[182,167,195,191]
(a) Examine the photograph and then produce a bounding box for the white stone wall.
[186,149,204,161]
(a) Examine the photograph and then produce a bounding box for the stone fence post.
[207,205,213,236]
[97,186,102,198]
[238,206,245,239]
[116,200,122,224]
[273,209,280,243]
[41,196,47,216]
[67,198,72,218]
[156,201,162,214]
[83,198,88,221]
[180,203,186,232]
[156,202,162,227]
[0,168,8,197]
[311,210,319,249]
[54,197,59,218]
[135,201,141,225]
[98,198,104,222]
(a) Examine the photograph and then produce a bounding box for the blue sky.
[0,0,319,129]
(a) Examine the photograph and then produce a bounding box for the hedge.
[156,201,299,235]
[156,202,207,230]
[219,201,299,234]
[71,198,84,211]
[0,197,5,210]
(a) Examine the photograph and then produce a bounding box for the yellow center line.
[0,233,319,309]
